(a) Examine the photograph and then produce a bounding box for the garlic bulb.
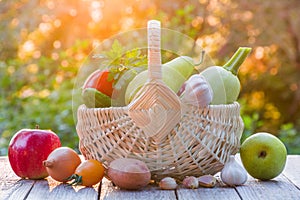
[180,74,213,107]
[159,177,177,190]
[221,155,248,186]
[182,176,199,189]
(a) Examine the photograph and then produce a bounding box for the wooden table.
[1,155,300,200]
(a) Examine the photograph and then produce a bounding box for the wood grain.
[1,155,300,200]
[1,156,34,200]
[176,186,241,200]
[235,153,300,200]
[1,180,35,200]
[99,178,176,200]
[25,178,98,200]
[236,175,300,200]
[283,155,300,189]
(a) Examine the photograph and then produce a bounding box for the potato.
[107,158,151,190]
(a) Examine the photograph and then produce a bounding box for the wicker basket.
[76,20,244,181]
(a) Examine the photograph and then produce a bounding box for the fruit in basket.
[240,132,287,180]
[164,56,198,79]
[82,88,111,108]
[200,47,251,104]
[83,69,114,97]
[179,74,213,107]
[82,69,114,108]
[43,147,82,182]
[125,56,196,104]
[68,159,105,187]
[111,67,146,106]
[107,158,151,190]
[8,127,61,179]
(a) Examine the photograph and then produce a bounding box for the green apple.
[240,132,287,180]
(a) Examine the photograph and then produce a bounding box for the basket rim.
[78,101,241,111]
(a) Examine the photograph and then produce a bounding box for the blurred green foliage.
[1,0,300,155]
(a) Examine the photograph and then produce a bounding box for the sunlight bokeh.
[1,0,300,155]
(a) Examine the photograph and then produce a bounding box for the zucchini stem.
[223,47,252,75]
[193,50,205,66]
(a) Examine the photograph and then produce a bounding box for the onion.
[43,147,81,182]
[107,158,151,190]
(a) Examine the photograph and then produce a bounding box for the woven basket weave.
[76,20,244,181]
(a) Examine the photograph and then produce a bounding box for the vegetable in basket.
[200,47,251,104]
[82,40,148,107]
[179,74,213,107]
[125,55,203,105]
[82,69,114,108]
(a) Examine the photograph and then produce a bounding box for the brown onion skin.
[43,147,81,182]
[107,158,151,190]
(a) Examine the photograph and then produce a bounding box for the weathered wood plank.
[99,178,176,200]
[1,155,300,200]
[283,155,300,189]
[176,185,241,200]
[234,153,300,200]
[0,156,35,200]
[0,179,35,200]
[0,156,20,191]
[25,177,99,200]
[235,174,300,200]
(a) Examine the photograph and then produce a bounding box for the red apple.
[8,128,61,179]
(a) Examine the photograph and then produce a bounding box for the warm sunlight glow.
[69,9,78,17]
[121,17,134,30]
[33,51,41,59]
[207,15,219,26]
[19,87,35,98]
[39,22,52,33]
[264,103,281,120]
[7,66,15,75]
[53,19,61,28]
[26,64,39,74]
[46,0,55,9]
[38,89,51,98]
[255,46,264,60]
[42,14,51,22]
[22,40,35,53]
[61,60,69,67]
[53,40,61,49]
[51,52,59,60]
[191,16,204,28]
[90,1,103,22]
[10,18,19,27]
[248,91,265,110]
[290,83,298,91]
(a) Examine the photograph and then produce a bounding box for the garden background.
[1,0,300,155]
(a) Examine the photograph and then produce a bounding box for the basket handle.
[128,20,182,141]
[147,20,162,81]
